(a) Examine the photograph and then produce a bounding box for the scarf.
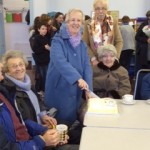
[66,27,82,48]
[90,14,114,49]
[0,93,30,141]
[5,74,41,123]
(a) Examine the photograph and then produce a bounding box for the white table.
[79,127,150,150]
[84,100,150,129]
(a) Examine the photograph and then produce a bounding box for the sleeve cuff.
[38,111,47,119]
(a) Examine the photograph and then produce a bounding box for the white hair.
[97,44,117,59]
[65,9,85,23]
[93,0,109,9]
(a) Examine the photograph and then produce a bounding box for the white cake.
[86,98,118,115]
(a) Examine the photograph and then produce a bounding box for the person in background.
[29,15,53,94]
[39,14,55,45]
[25,10,30,25]
[40,14,51,22]
[93,44,131,99]
[45,9,92,124]
[32,22,50,92]
[52,12,64,32]
[83,0,123,66]
[29,16,43,94]
[29,16,40,37]
[135,10,150,74]
[50,12,64,38]
[119,15,135,72]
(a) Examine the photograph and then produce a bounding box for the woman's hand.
[77,78,89,90]
[41,115,57,129]
[40,129,60,146]
[52,26,57,31]
[91,59,99,66]
[91,57,99,66]
[58,135,69,145]
[85,90,91,100]
[45,44,50,50]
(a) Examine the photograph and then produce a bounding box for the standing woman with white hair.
[45,9,92,124]
[93,44,131,99]
[83,0,123,66]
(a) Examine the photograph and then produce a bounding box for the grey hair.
[97,44,117,59]
[65,9,85,23]
[93,0,109,9]
[146,10,150,17]
[2,50,28,73]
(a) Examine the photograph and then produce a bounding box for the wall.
[3,0,32,59]
[109,0,148,18]
[0,0,5,55]
[29,0,47,26]
[3,0,29,9]
[47,0,149,18]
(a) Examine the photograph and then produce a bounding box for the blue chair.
[133,69,150,100]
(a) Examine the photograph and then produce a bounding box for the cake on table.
[86,98,118,115]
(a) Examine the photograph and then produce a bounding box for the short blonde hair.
[93,0,108,9]
[65,9,85,23]
[97,44,117,59]
[2,50,28,73]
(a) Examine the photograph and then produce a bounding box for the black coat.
[135,20,149,65]
[32,34,50,65]
[1,78,48,122]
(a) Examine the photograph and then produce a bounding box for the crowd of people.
[1,0,150,149]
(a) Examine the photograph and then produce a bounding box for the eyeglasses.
[95,7,107,11]
[102,54,115,58]
[8,62,25,70]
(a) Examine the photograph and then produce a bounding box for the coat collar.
[97,59,120,71]
[55,23,70,40]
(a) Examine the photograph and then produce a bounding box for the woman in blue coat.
[45,9,93,124]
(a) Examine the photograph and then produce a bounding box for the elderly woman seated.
[1,50,57,127]
[0,58,79,150]
[93,44,131,99]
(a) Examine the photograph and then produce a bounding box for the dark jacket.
[2,78,40,122]
[135,20,149,65]
[32,34,50,65]
[0,83,47,150]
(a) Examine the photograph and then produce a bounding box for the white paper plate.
[121,100,136,105]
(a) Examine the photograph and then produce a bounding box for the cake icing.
[87,97,118,115]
